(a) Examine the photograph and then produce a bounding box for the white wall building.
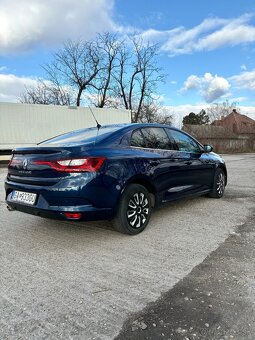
[0,103,131,149]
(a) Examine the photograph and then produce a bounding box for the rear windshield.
[40,126,122,145]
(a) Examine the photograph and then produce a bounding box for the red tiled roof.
[211,110,255,134]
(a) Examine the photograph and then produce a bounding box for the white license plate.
[11,191,37,205]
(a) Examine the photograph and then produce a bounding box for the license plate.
[11,191,37,205]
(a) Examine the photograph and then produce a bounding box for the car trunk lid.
[8,146,87,186]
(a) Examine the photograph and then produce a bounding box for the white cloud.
[161,17,227,54]
[139,14,255,56]
[230,97,247,102]
[241,64,247,71]
[229,70,255,91]
[194,15,255,51]
[0,73,37,102]
[181,73,230,103]
[202,74,230,102]
[0,0,117,55]
[182,75,200,91]
[239,106,255,120]
[138,27,182,45]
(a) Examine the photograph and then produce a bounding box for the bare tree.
[19,80,72,105]
[90,33,122,108]
[20,34,166,117]
[138,102,173,124]
[44,40,101,106]
[207,100,240,122]
[112,43,130,109]
[114,38,166,122]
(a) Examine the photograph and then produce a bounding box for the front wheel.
[208,168,226,198]
[113,184,152,235]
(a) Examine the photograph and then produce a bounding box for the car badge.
[23,159,28,170]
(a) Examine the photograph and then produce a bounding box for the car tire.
[208,168,226,198]
[113,184,152,235]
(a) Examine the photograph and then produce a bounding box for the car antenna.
[88,106,101,131]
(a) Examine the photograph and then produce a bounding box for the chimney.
[233,109,237,113]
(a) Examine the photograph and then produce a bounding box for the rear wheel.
[208,168,226,198]
[113,184,152,235]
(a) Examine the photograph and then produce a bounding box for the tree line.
[19,32,239,126]
[182,100,240,125]
[20,33,172,123]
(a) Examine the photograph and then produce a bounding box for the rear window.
[40,126,122,145]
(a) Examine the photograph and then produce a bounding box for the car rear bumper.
[6,200,113,221]
[5,179,114,221]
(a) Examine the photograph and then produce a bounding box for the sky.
[1,0,255,123]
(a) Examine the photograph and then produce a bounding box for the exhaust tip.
[7,205,15,211]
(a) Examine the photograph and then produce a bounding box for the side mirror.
[204,144,213,153]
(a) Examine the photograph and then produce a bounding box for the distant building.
[211,109,255,135]
[183,109,255,153]
[0,102,131,150]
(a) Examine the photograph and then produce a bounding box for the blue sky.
[0,0,255,121]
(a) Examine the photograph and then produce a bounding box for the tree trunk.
[76,88,83,106]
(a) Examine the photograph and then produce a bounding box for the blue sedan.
[5,123,227,234]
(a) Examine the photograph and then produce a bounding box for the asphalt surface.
[0,154,254,339]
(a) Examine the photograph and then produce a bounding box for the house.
[183,109,255,153]
[211,109,255,135]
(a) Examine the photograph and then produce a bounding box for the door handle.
[184,160,192,165]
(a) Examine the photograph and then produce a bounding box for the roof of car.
[38,122,200,148]
[97,123,181,131]
[90,123,184,145]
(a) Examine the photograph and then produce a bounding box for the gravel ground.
[0,154,254,339]
[116,209,255,340]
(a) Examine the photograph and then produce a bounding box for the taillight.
[64,212,82,219]
[8,155,14,167]
[8,156,21,167]
[34,157,106,172]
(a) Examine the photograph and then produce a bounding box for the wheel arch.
[113,180,153,235]
[120,176,157,207]
[217,164,227,185]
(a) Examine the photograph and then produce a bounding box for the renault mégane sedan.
[5,124,227,235]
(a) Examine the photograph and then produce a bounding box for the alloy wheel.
[126,192,150,229]
[216,172,225,196]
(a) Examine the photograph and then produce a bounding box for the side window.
[164,129,179,150]
[167,129,201,153]
[130,129,146,147]
[141,127,172,150]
